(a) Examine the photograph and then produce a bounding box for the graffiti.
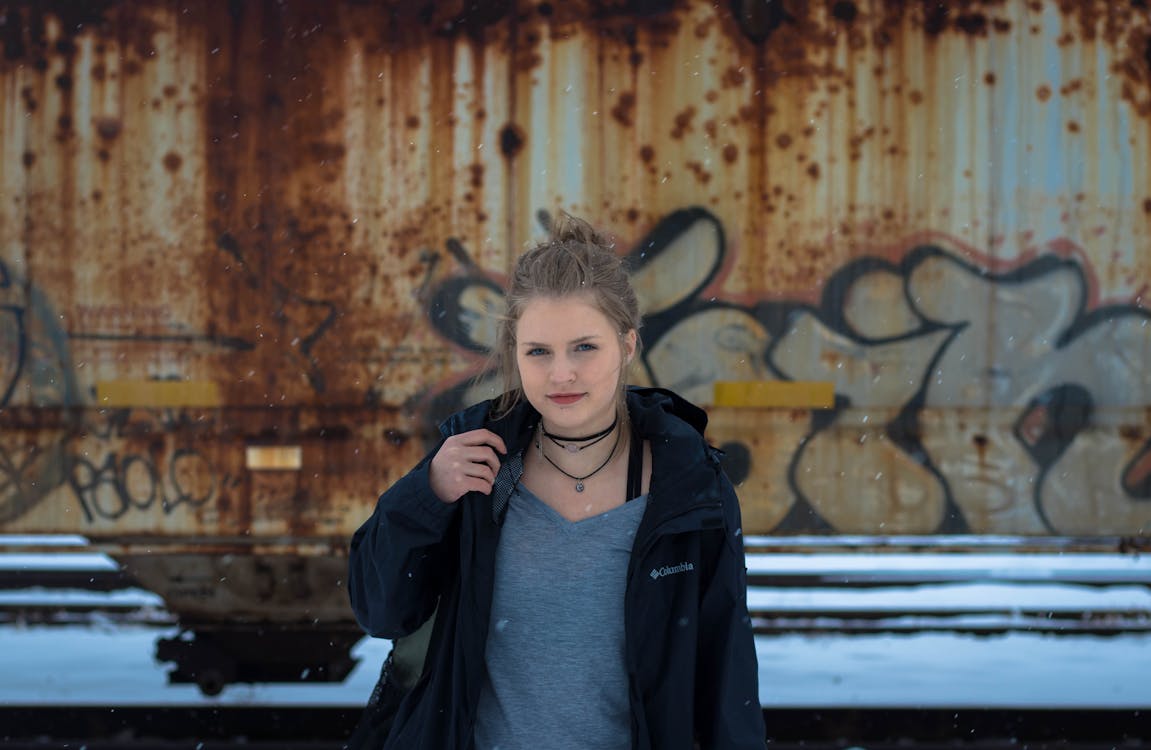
[67,447,220,523]
[66,408,236,524]
[0,255,238,527]
[216,232,337,393]
[420,207,1151,536]
[3,205,1148,536]
[0,259,80,524]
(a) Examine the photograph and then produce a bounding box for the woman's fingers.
[455,429,507,456]
[462,445,501,479]
[429,429,507,503]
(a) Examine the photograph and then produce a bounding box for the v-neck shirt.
[473,483,648,750]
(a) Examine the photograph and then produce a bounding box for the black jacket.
[349,387,765,749]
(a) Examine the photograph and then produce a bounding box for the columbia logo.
[649,562,695,580]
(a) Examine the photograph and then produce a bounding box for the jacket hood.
[625,386,708,438]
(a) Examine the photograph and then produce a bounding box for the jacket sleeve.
[348,449,460,639]
[695,476,767,749]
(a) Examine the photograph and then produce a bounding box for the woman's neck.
[540,415,618,451]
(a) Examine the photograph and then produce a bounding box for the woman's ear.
[622,328,638,365]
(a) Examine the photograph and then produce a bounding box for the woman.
[348,213,765,749]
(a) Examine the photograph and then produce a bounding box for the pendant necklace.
[542,416,618,453]
[537,423,622,493]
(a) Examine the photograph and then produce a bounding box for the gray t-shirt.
[473,483,648,750]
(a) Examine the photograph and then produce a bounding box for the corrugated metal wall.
[1,0,1150,542]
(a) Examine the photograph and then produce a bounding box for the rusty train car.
[1,0,1150,692]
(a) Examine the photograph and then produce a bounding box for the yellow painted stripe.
[245,445,303,471]
[96,380,221,407]
[713,381,836,408]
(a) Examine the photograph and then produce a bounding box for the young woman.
[348,213,765,749]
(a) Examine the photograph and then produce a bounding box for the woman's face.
[515,293,636,435]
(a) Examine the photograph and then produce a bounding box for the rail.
[0,706,1146,749]
[4,538,1151,636]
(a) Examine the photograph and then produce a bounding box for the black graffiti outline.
[416,207,1151,535]
[0,258,80,524]
[67,445,221,524]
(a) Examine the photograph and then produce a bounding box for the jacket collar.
[440,387,725,525]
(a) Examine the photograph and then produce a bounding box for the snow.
[747,581,1151,612]
[0,553,120,571]
[745,551,1151,578]
[2,623,1149,708]
[2,543,1148,709]
[0,535,91,546]
[758,632,1151,708]
[0,624,392,706]
[0,587,164,608]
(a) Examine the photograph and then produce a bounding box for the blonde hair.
[489,212,641,420]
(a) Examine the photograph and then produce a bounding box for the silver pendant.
[575,481,585,493]
[564,444,579,453]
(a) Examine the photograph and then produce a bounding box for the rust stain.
[972,433,989,463]
[671,105,696,139]
[96,117,122,140]
[499,122,525,159]
[611,91,636,127]
[722,65,746,88]
[831,1,858,24]
[1017,405,1049,448]
[19,85,37,112]
[310,141,346,162]
[1037,84,1053,102]
[1123,445,1151,493]
[685,160,712,184]
[954,13,989,37]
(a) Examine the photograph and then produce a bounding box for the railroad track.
[3,537,1149,750]
[0,706,1146,749]
[6,545,1151,635]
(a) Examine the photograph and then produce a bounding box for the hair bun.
[549,210,613,250]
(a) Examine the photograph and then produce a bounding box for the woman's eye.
[525,347,548,357]
[575,342,597,353]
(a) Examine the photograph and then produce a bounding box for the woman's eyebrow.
[519,334,602,347]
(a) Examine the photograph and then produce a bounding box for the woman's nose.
[549,356,576,383]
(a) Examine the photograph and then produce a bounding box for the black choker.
[542,416,618,454]
[537,426,622,493]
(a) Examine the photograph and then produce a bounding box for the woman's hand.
[429,429,508,503]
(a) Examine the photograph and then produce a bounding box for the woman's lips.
[547,393,583,405]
